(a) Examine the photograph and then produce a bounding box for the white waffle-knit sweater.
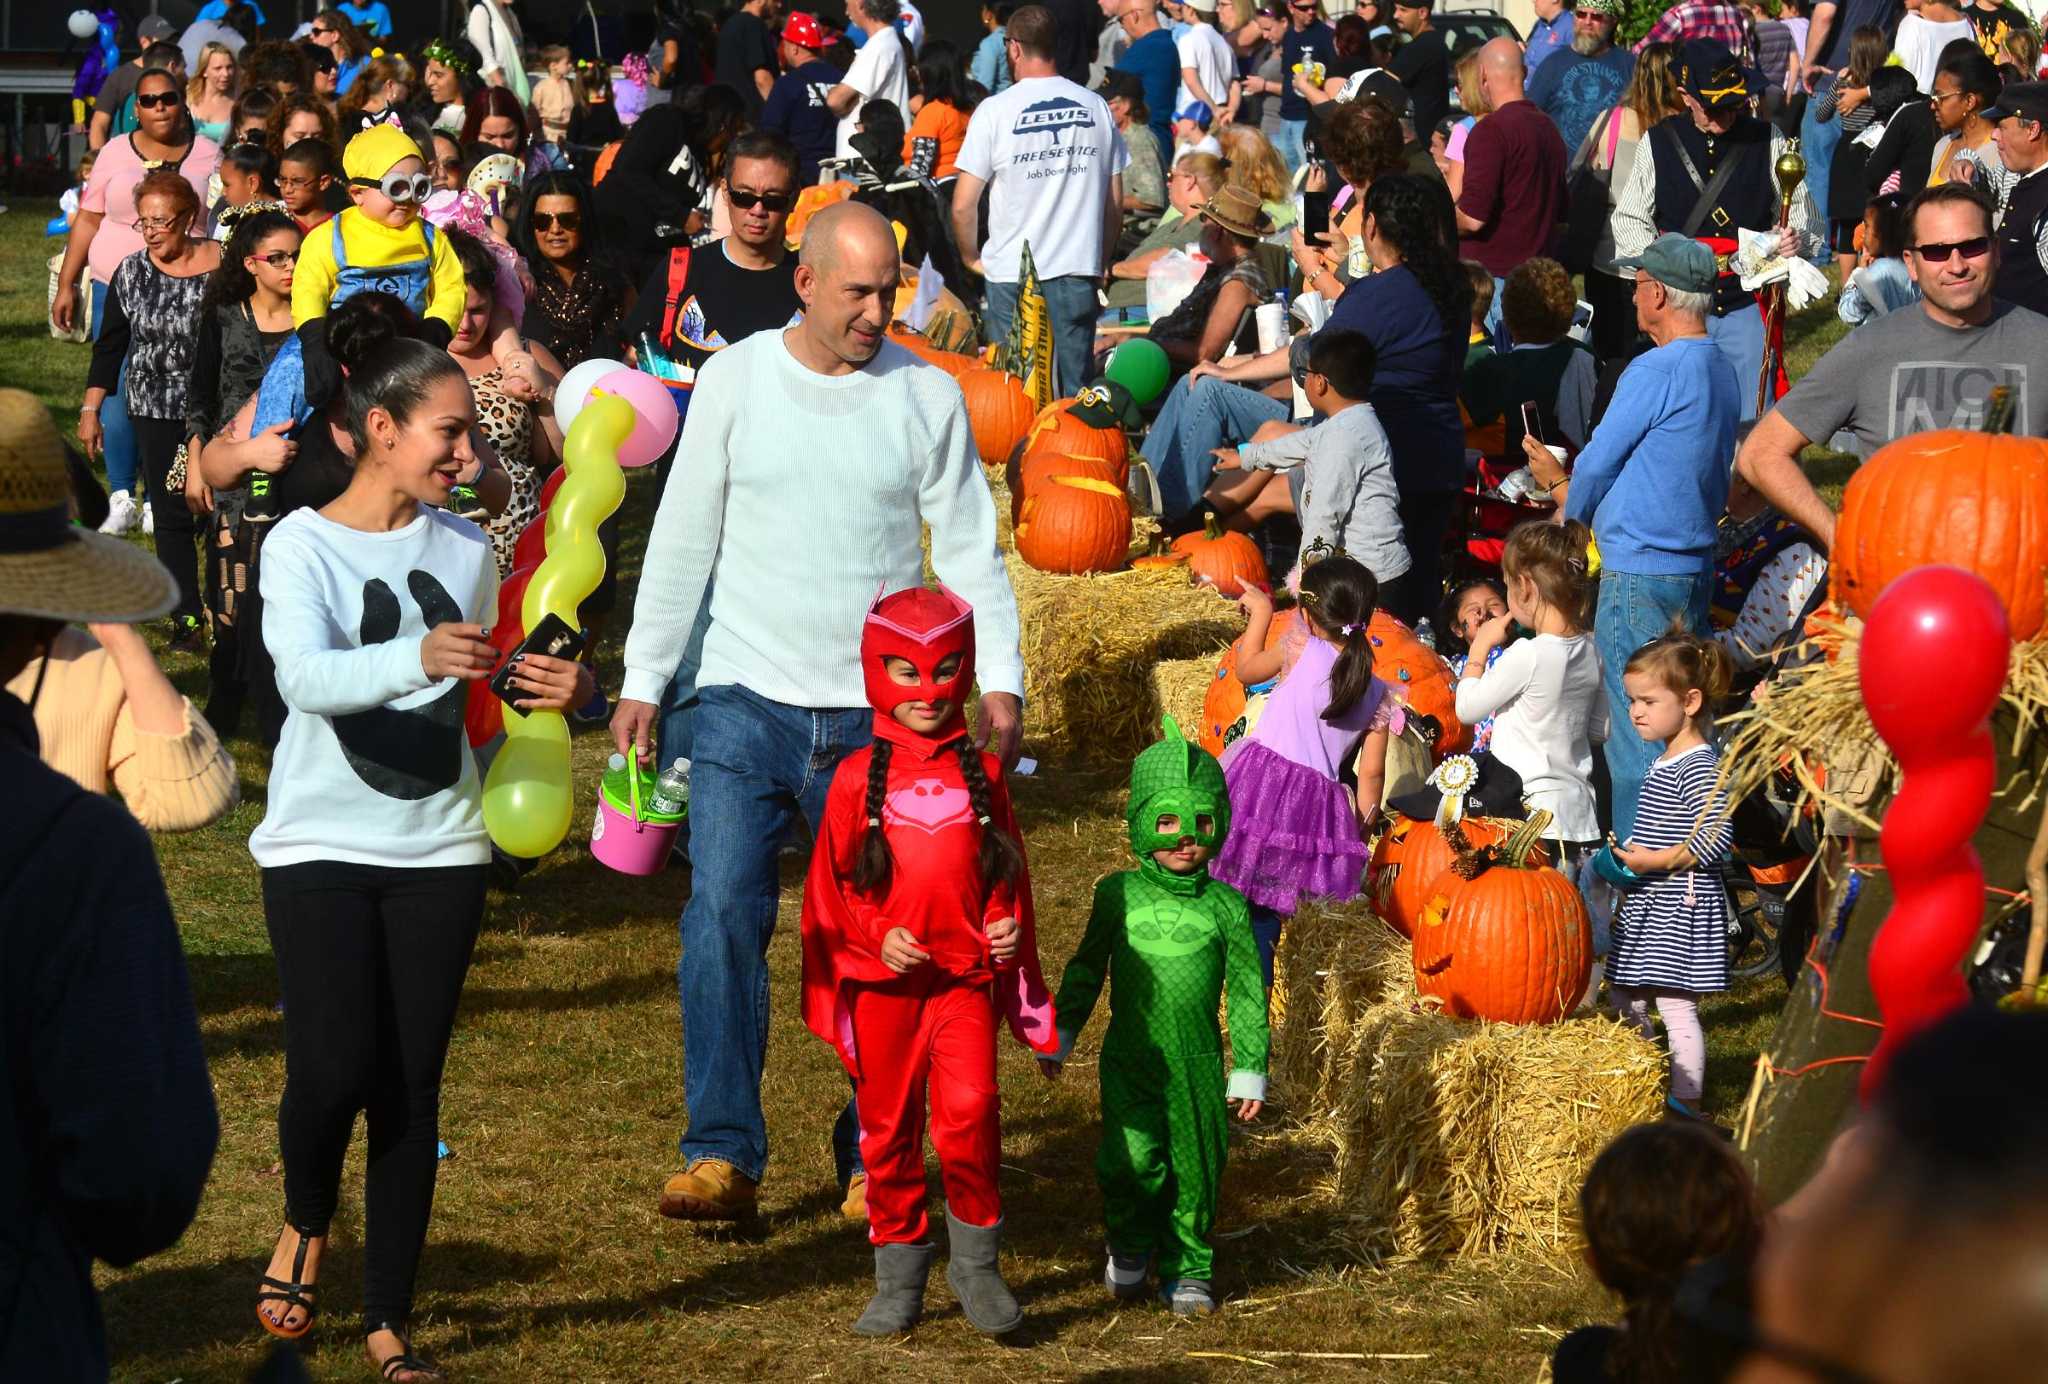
[620,330,1024,709]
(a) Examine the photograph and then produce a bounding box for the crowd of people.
[10,0,2048,1377]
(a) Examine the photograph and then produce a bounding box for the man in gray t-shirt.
[1737,185,2048,549]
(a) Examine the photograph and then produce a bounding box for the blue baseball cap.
[1176,100,1214,129]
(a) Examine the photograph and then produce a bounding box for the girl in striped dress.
[1608,632,1736,1121]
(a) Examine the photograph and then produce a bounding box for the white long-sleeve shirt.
[622,330,1024,710]
[1451,632,1607,844]
[252,506,498,869]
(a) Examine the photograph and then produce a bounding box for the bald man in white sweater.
[613,203,1025,1223]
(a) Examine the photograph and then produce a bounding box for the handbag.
[1560,108,1619,275]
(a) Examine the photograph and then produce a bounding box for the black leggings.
[263,860,487,1330]
[132,414,203,623]
[1394,487,1459,628]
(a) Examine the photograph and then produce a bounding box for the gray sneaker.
[1161,1277,1216,1317]
[1103,1250,1151,1302]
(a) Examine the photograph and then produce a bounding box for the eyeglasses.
[728,188,795,212]
[276,174,320,191]
[131,215,183,231]
[255,250,300,267]
[1930,89,1971,104]
[136,90,184,110]
[1910,235,1992,262]
[309,24,332,35]
[531,210,583,232]
[350,171,434,203]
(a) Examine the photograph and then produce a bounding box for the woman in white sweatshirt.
[247,336,588,1382]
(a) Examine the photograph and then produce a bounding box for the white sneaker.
[141,502,155,536]
[98,490,138,535]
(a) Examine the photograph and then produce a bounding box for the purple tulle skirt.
[1210,742,1369,914]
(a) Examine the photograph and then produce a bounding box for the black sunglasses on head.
[728,188,794,212]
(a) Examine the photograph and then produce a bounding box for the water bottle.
[650,757,692,819]
[602,752,633,812]
[245,471,278,523]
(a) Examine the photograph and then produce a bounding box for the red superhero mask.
[861,585,976,739]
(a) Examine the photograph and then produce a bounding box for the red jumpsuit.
[802,717,1057,1243]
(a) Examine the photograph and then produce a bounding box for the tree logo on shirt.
[332,570,468,801]
[1014,96,1094,144]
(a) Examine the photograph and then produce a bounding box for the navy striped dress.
[1608,743,1733,993]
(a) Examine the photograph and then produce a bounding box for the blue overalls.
[251,216,439,434]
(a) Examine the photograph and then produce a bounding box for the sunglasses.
[531,210,582,232]
[351,171,435,203]
[728,188,795,212]
[1910,235,1992,262]
[136,90,185,110]
[254,250,300,267]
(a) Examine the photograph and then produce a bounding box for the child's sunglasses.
[350,171,434,203]
[727,189,794,212]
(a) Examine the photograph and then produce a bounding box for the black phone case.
[489,614,588,708]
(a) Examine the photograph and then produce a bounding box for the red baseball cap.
[782,12,826,48]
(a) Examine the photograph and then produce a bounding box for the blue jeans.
[677,683,872,1184]
[89,288,138,496]
[1249,904,1283,988]
[1277,119,1308,173]
[1142,374,1290,521]
[1798,98,1840,267]
[983,273,1101,397]
[1594,567,1713,841]
[655,598,714,773]
[1708,303,1765,422]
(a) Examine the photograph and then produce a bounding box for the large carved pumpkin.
[959,366,1036,467]
[1409,814,1591,1024]
[1022,396,1131,476]
[1830,425,2048,641]
[1171,513,1268,598]
[1015,475,1131,574]
[1011,451,1122,525]
[1370,813,1540,938]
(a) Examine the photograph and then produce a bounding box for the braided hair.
[848,738,1026,897]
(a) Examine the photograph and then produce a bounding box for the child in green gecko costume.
[1044,716,1270,1318]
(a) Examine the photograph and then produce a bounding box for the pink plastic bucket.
[590,766,680,876]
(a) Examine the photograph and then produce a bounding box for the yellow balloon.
[565,394,636,471]
[482,723,574,857]
[552,464,626,535]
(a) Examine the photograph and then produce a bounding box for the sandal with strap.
[255,1227,320,1341]
[368,1322,445,1382]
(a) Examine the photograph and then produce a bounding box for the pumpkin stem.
[1503,810,1554,869]
[1985,385,2016,435]
[1203,510,1225,542]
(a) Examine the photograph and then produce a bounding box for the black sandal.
[255,1227,319,1341]
[368,1321,445,1381]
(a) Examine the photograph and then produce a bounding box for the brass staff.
[1756,138,1807,417]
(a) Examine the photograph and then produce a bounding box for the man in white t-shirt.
[953,3,1129,394]
[1174,0,1238,120]
[828,0,914,159]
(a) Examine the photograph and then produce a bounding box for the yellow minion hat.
[343,124,425,183]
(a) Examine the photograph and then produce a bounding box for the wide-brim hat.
[1198,184,1276,239]
[0,390,175,624]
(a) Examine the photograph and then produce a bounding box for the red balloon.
[1858,565,2011,1100]
[537,465,568,513]
[512,513,548,573]
[462,565,540,747]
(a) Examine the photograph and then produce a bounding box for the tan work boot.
[659,1159,758,1221]
[841,1172,868,1222]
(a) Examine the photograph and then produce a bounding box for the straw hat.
[0,389,176,624]
[1197,184,1276,240]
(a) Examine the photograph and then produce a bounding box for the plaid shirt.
[1634,0,1758,71]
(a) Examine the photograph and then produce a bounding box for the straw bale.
[1329,1005,1665,1262]
[1149,657,1217,742]
[1271,900,1412,1129]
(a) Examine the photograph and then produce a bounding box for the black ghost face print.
[332,570,469,799]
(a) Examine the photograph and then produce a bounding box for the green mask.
[1127,715,1231,858]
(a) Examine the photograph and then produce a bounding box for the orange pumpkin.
[783,180,854,249]
[1409,815,1591,1024]
[1011,451,1121,525]
[1015,476,1131,574]
[958,367,1037,467]
[1370,814,1538,938]
[1830,425,2048,641]
[1198,609,1293,756]
[1022,396,1131,477]
[1132,551,1189,571]
[1171,512,1268,598]
[888,323,976,376]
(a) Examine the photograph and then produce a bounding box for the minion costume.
[1050,716,1269,1315]
[251,125,466,434]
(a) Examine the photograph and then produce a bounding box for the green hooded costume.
[1051,717,1271,1283]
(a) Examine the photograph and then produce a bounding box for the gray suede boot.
[944,1209,1023,1335]
[853,1241,935,1336]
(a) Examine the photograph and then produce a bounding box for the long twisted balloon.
[480,392,632,858]
[1857,565,2011,1099]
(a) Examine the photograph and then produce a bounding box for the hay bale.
[1010,553,1239,759]
[1270,901,1412,1132]
[1149,657,1216,741]
[1331,1006,1666,1262]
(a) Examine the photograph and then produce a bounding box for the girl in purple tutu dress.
[1211,555,1393,985]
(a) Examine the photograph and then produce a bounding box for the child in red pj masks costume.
[800,585,1058,1337]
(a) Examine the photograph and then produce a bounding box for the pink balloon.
[591,368,681,469]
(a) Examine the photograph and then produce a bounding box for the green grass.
[4,198,1808,1381]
